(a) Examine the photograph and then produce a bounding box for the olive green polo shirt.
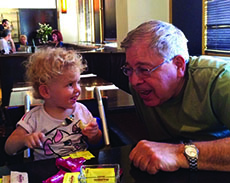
[131,56,230,142]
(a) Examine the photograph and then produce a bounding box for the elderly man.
[121,20,230,174]
[0,29,16,54]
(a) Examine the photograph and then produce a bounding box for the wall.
[0,0,79,43]
[57,0,79,43]
[19,9,58,44]
[0,0,56,8]
[116,0,128,49]
[59,0,170,45]
[116,0,169,48]
[0,0,170,45]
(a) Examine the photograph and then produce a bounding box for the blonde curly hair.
[25,47,87,99]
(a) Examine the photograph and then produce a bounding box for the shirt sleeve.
[74,102,94,125]
[16,108,38,133]
[211,66,230,128]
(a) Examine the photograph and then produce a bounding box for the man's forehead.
[125,46,164,67]
[126,45,158,59]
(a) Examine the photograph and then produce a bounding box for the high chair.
[1,91,109,165]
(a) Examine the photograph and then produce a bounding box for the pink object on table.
[55,157,86,172]
[42,169,66,183]
[43,157,86,183]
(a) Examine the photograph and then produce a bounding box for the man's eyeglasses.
[121,59,171,78]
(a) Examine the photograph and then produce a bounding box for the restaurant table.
[1,144,230,183]
[5,74,143,148]
[9,74,134,110]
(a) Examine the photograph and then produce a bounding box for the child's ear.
[39,85,50,99]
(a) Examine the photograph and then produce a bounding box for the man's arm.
[9,38,16,53]
[129,137,230,174]
[194,137,230,171]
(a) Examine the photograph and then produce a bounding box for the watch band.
[184,143,199,171]
[187,155,198,171]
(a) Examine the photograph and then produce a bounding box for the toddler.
[5,47,102,160]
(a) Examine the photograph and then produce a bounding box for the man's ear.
[172,55,186,77]
[39,85,50,99]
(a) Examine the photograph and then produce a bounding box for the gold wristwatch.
[184,144,199,171]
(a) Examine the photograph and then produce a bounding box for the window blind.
[205,0,230,53]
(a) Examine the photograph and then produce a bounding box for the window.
[203,0,230,55]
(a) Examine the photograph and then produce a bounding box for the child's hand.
[82,119,99,139]
[24,132,45,149]
[82,118,102,144]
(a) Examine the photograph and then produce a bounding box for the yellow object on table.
[70,151,95,160]
[79,164,120,183]
[63,172,80,183]
[85,167,115,177]
[79,120,88,130]
[2,175,10,183]
[85,168,115,182]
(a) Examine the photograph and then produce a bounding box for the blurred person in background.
[0,29,16,54]
[0,19,10,38]
[51,29,63,47]
[0,19,9,34]
[16,34,28,52]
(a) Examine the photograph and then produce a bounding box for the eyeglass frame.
[121,58,173,78]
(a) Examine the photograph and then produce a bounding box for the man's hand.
[129,140,187,174]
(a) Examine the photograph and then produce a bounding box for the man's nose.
[129,71,143,86]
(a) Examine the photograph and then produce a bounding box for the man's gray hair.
[121,20,189,62]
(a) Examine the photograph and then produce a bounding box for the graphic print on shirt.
[43,121,87,157]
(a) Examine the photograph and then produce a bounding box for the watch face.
[185,146,197,158]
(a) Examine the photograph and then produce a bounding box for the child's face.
[46,67,81,110]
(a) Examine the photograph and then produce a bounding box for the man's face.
[3,21,9,28]
[6,33,12,40]
[125,41,182,107]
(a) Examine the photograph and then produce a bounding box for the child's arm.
[82,120,102,145]
[4,126,45,155]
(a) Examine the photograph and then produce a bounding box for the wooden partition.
[171,0,202,55]
[82,50,129,93]
[0,53,30,106]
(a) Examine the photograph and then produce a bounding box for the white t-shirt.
[0,38,10,54]
[17,103,94,160]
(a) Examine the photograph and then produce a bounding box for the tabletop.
[1,145,230,183]
[9,74,134,110]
